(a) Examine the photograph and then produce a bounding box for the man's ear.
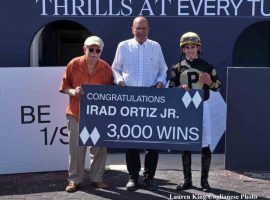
[83,46,87,54]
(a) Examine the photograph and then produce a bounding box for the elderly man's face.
[84,44,102,62]
[132,18,149,44]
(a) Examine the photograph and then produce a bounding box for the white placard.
[0,67,91,174]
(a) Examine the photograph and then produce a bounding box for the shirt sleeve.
[169,64,181,88]
[209,68,221,91]
[59,63,72,93]
[154,44,167,85]
[111,44,124,85]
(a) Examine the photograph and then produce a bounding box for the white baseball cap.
[84,36,104,49]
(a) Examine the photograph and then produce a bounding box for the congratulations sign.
[78,85,204,151]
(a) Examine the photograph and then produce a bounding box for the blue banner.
[78,85,203,151]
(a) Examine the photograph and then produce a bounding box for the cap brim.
[85,42,101,47]
[180,41,201,47]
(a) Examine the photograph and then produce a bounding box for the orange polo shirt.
[59,55,113,121]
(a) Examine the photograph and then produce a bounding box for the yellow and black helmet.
[180,32,201,47]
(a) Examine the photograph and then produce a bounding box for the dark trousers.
[126,149,158,180]
[182,146,211,161]
[182,146,212,174]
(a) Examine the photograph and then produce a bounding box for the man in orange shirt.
[59,36,113,192]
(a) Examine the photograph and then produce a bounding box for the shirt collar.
[82,55,101,71]
[186,56,199,62]
[132,37,148,48]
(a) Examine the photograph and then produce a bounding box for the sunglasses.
[88,48,101,54]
